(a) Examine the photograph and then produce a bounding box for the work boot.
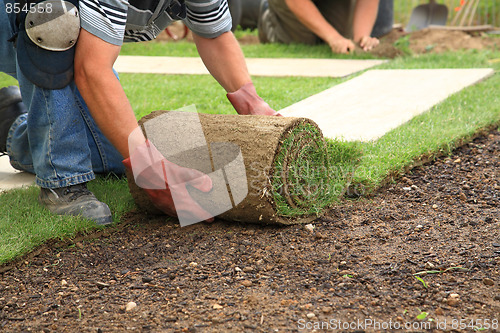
[0,86,27,154]
[39,183,113,225]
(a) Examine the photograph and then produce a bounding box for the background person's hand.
[327,36,355,54]
[357,35,379,51]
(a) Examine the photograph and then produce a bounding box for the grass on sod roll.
[271,123,364,217]
[0,39,499,264]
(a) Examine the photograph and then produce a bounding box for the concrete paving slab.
[279,68,494,141]
[114,56,386,77]
[0,155,35,192]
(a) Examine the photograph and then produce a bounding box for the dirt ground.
[1,30,499,332]
[369,28,500,58]
[158,23,500,58]
[1,130,498,333]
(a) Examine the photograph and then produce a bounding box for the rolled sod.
[126,111,339,225]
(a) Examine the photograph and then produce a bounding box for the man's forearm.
[193,32,251,92]
[352,0,380,42]
[74,29,143,158]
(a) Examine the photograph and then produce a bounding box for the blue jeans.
[0,0,124,188]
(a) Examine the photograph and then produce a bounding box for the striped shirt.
[79,0,232,45]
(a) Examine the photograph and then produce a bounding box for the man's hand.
[327,36,355,54]
[357,36,379,51]
[227,83,281,116]
[123,139,214,223]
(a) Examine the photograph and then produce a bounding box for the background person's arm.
[352,0,380,51]
[285,0,354,54]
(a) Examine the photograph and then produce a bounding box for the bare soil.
[369,28,500,58]
[1,128,499,332]
[157,25,500,59]
[0,29,499,333]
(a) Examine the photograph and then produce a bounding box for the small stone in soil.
[483,278,494,286]
[304,224,315,233]
[125,302,137,312]
[425,262,435,269]
[315,232,326,239]
[322,307,332,314]
[142,276,153,283]
[241,280,252,287]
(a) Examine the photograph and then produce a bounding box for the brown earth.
[1,131,499,332]
[369,28,500,58]
[1,29,499,332]
[157,24,500,58]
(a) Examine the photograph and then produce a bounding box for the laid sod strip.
[0,177,134,265]
[121,74,339,120]
[353,68,500,194]
[1,48,499,263]
[127,112,344,224]
[279,68,494,141]
[119,40,380,60]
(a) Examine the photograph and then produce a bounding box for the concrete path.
[114,56,387,78]
[0,155,35,192]
[280,68,494,141]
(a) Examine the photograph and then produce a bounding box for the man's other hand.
[357,36,379,51]
[327,36,355,54]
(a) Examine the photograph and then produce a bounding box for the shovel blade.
[406,2,448,32]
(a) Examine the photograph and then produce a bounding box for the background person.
[256,0,394,54]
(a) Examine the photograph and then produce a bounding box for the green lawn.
[1,38,499,265]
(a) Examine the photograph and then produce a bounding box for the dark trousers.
[258,0,393,44]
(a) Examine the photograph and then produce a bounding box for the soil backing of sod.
[126,111,350,225]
